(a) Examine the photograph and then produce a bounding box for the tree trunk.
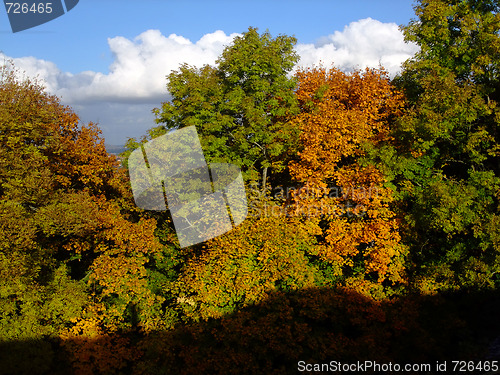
[262,166,268,195]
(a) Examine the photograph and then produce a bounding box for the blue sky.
[1,0,419,145]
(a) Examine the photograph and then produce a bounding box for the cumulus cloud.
[69,30,240,103]
[4,19,417,104]
[2,29,240,103]
[1,19,418,144]
[295,18,418,75]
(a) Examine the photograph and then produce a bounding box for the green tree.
[402,0,500,89]
[384,0,500,292]
[150,27,300,188]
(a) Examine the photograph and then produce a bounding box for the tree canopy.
[3,3,500,372]
[151,27,300,187]
[388,0,500,292]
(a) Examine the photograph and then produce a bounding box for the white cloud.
[295,18,418,75]
[2,29,240,104]
[1,19,418,144]
[70,29,239,103]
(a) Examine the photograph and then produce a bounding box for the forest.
[1,0,500,374]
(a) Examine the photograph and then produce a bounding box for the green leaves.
[151,27,300,186]
[404,0,500,84]
[389,0,500,292]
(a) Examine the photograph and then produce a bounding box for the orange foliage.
[289,66,407,284]
[61,303,141,375]
[0,69,168,371]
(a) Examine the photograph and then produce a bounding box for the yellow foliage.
[289,66,407,285]
[177,214,321,320]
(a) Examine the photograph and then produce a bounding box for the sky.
[1,0,420,145]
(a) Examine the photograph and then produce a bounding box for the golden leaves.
[290,66,403,184]
[177,214,320,320]
[289,66,407,285]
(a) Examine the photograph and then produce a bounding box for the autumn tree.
[288,66,407,292]
[175,213,322,321]
[136,286,493,375]
[0,63,177,374]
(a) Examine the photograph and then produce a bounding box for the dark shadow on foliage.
[2,287,500,375]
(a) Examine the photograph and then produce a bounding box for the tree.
[0,63,175,373]
[151,27,300,189]
[402,0,500,89]
[388,0,500,292]
[175,213,321,321]
[288,66,407,290]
